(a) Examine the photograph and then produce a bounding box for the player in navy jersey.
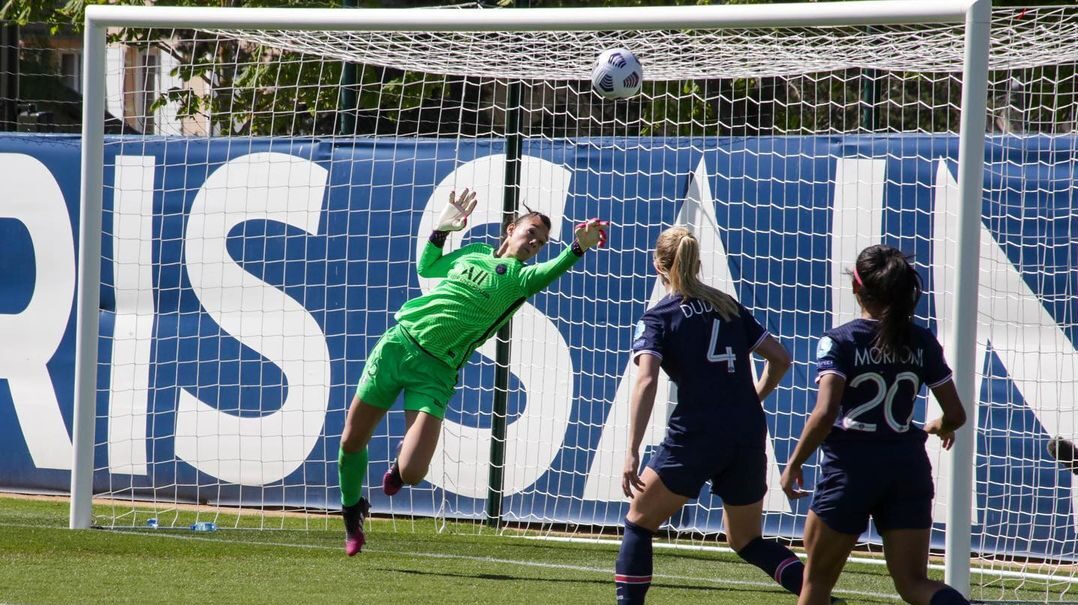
[780,245,969,605]
[617,226,821,604]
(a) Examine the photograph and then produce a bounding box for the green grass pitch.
[0,495,1065,604]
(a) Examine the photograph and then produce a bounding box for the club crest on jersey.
[816,336,834,360]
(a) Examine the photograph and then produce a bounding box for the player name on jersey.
[853,346,925,367]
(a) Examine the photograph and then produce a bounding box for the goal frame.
[72,0,991,595]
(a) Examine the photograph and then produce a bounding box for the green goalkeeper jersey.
[395,241,582,369]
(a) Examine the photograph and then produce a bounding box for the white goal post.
[71,0,994,596]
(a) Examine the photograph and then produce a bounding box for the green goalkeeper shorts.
[354,325,457,420]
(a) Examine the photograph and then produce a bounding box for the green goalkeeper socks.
[338,446,369,507]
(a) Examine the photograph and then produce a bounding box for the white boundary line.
[523,535,1078,586]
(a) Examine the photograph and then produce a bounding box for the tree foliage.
[2,0,1074,136]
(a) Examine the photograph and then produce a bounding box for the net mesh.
[215,7,1078,79]
[88,6,1078,603]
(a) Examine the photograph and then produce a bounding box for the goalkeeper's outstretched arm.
[417,188,478,278]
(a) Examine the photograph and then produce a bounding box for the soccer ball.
[591,48,643,100]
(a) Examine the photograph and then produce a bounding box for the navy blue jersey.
[631,294,769,444]
[816,318,952,444]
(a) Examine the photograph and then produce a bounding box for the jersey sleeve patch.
[816,335,835,360]
[816,335,837,371]
[630,312,664,359]
[633,320,647,341]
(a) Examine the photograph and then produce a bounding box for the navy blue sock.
[736,536,804,596]
[929,586,970,605]
[615,520,654,604]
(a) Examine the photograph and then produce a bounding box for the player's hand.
[574,218,609,250]
[621,450,644,498]
[435,188,478,232]
[780,464,808,500]
[925,417,955,450]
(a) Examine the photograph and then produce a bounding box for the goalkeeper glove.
[435,188,478,232]
[574,218,609,250]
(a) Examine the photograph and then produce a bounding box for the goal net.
[74,3,1077,602]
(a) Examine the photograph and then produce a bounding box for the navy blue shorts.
[646,440,767,506]
[810,445,934,535]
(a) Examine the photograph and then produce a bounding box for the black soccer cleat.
[342,497,371,556]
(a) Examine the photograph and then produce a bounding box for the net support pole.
[70,20,107,530]
[486,79,523,528]
[944,0,991,594]
[339,0,358,136]
[860,68,879,131]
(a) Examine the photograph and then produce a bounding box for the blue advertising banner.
[0,134,1073,559]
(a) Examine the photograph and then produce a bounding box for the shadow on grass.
[373,565,798,598]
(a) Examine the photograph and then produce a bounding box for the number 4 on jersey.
[707,319,736,372]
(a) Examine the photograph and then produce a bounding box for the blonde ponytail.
[655,227,738,321]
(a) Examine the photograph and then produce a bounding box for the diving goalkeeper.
[338,188,609,555]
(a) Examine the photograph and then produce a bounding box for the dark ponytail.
[853,245,922,353]
[501,205,551,243]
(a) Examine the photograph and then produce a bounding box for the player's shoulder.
[829,318,877,341]
[644,293,681,318]
[457,242,495,256]
[816,319,865,357]
[908,320,938,340]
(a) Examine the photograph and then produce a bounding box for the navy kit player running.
[780,245,968,605]
[617,226,819,604]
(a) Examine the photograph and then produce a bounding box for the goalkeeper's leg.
[340,325,413,553]
[339,394,390,556]
[383,359,456,495]
[384,410,442,495]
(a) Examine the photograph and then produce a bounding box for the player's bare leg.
[799,510,858,605]
[339,395,388,555]
[381,412,411,496]
[626,467,690,530]
[616,468,689,604]
[726,499,843,601]
[396,410,443,486]
[881,528,968,605]
[341,395,386,453]
[723,499,765,550]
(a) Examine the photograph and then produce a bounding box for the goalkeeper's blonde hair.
[654,226,738,322]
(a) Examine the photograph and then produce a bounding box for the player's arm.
[921,334,966,450]
[752,334,791,401]
[520,218,608,295]
[623,352,661,498]
[417,189,479,278]
[780,373,845,500]
[924,379,966,450]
